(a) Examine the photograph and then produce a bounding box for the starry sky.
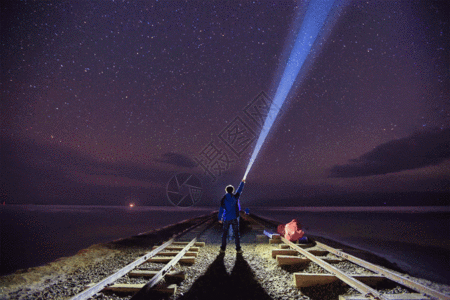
[1,0,449,207]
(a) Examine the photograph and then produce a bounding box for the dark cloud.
[155,152,198,168]
[329,129,450,178]
[0,137,176,205]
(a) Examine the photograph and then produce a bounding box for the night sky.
[1,1,449,207]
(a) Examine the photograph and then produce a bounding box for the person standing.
[218,179,245,253]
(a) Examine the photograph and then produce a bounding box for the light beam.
[243,0,337,180]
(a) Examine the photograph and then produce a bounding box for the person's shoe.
[236,248,243,254]
[219,248,226,253]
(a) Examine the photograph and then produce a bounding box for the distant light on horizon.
[244,0,337,180]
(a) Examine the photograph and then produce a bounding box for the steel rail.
[257,215,448,300]
[70,214,213,300]
[130,237,198,300]
[277,236,388,300]
[257,216,387,300]
[315,242,450,300]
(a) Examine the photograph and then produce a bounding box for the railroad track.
[69,212,449,300]
[250,214,449,300]
[70,213,214,300]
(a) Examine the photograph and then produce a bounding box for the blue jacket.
[218,181,244,221]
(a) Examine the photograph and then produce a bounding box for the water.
[0,205,214,276]
[1,205,449,285]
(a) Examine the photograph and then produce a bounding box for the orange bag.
[284,219,304,242]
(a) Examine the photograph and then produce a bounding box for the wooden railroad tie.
[101,283,177,295]
[129,270,186,281]
[307,249,329,256]
[152,246,199,252]
[273,247,332,255]
[172,241,205,247]
[152,251,198,257]
[268,233,281,243]
[278,243,314,249]
[272,249,298,258]
[147,256,196,264]
[269,238,282,244]
[276,255,309,265]
[293,273,386,288]
[276,255,341,265]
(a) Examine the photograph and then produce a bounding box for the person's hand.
[218,220,223,224]
[242,179,246,183]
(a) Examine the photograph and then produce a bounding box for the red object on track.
[278,219,304,241]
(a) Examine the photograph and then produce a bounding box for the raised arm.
[234,180,245,198]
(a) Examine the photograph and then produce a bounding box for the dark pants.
[221,218,240,250]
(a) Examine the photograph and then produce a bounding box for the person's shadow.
[177,252,274,300]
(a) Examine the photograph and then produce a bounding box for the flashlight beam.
[243,0,336,180]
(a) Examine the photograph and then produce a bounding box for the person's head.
[225,185,234,193]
